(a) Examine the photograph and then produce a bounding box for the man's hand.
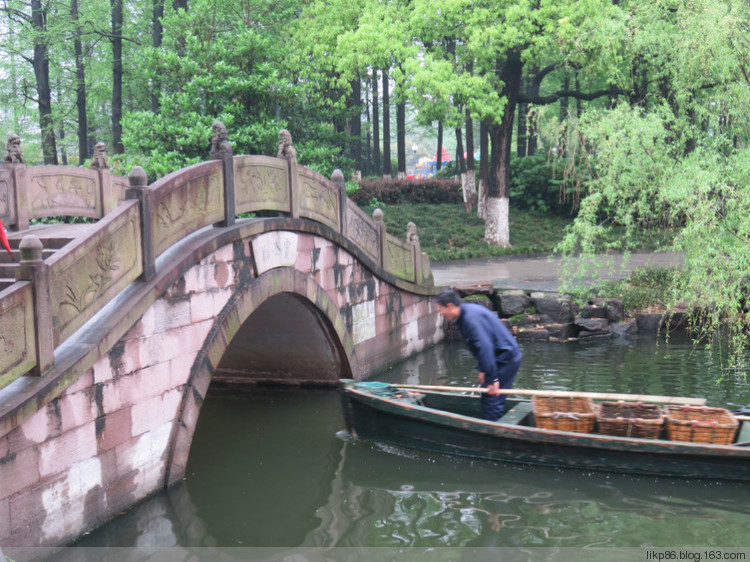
[478,372,485,385]
[486,381,501,396]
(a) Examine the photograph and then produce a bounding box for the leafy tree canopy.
[556,0,750,369]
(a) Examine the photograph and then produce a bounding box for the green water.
[74,336,750,548]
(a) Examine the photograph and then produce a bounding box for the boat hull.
[340,382,750,481]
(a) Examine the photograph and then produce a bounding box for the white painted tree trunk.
[477,178,488,220]
[461,170,476,213]
[484,196,511,247]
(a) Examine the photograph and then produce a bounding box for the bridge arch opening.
[166,266,356,483]
[214,291,352,385]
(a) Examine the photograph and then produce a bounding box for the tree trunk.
[151,0,164,114]
[350,78,362,179]
[31,0,58,164]
[111,0,124,154]
[436,122,443,172]
[517,96,528,158]
[478,119,489,220]
[396,101,406,178]
[57,94,67,166]
[372,69,380,176]
[485,53,522,247]
[71,0,89,161]
[382,68,391,177]
[465,109,476,214]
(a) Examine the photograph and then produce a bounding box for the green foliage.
[509,153,576,217]
[555,0,750,370]
[120,0,298,173]
[350,179,462,206]
[577,267,682,313]
[359,202,570,262]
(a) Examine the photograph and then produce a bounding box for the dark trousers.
[480,354,522,421]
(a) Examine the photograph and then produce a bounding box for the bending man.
[436,289,523,421]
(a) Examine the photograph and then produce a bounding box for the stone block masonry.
[0,226,441,548]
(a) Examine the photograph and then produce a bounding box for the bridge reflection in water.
[66,340,750,550]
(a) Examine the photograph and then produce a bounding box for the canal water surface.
[74,335,750,548]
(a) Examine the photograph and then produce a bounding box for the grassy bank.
[363,202,675,263]
[362,201,682,316]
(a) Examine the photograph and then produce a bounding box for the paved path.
[431,252,684,293]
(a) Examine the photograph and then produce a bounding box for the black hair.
[435,289,462,307]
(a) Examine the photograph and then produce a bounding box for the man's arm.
[461,316,498,384]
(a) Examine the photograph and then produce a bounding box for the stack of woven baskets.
[531,397,739,444]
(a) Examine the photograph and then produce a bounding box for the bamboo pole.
[391,384,707,406]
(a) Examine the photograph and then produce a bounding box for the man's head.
[436,289,462,321]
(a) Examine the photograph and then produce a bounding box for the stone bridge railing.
[0,129,433,392]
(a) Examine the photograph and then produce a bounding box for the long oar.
[391,384,707,406]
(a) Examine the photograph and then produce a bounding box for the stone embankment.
[446,285,689,342]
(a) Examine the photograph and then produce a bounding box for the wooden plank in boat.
[498,402,533,425]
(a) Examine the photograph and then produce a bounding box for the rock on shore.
[445,285,687,343]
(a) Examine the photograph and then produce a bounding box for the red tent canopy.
[431,146,452,163]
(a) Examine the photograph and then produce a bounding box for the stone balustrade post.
[5,163,29,231]
[332,169,347,237]
[125,166,156,281]
[277,129,299,218]
[15,235,53,375]
[373,208,386,269]
[406,221,423,284]
[91,142,118,216]
[209,121,235,227]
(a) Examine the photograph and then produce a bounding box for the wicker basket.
[532,396,596,433]
[665,406,738,445]
[596,401,664,439]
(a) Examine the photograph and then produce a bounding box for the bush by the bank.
[349,178,462,206]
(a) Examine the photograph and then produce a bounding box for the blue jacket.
[457,302,522,385]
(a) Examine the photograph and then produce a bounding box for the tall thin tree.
[111,0,124,154]
[371,68,380,175]
[71,0,89,161]
[382,68,391,177]
[31,0,58,163]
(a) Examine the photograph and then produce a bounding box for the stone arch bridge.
[0,135,443,547]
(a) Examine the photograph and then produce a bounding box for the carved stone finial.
[331,169,345,190]
[128,165,148,187]
[372,208,384,222]
[210,121,232,155]
[406,221,419,245]
[4,134,24,164]
[277,129,296,161]
[91,142,109,169]
[19,235,43,262]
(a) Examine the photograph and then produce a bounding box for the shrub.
[509,153,579,217]
[349,178,462,206]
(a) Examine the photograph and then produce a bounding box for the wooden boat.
[339,379,750,482]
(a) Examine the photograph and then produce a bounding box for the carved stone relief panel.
[346,206,379,262]
[299,175,339,231]
[251,231,299,275]
[234,157,289,214]
[0,168,11,220]
[0,286,35,385]
[386,235,415,282]
[53,213,142,342]
[153,168,223,256]
[28,169,99,219]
